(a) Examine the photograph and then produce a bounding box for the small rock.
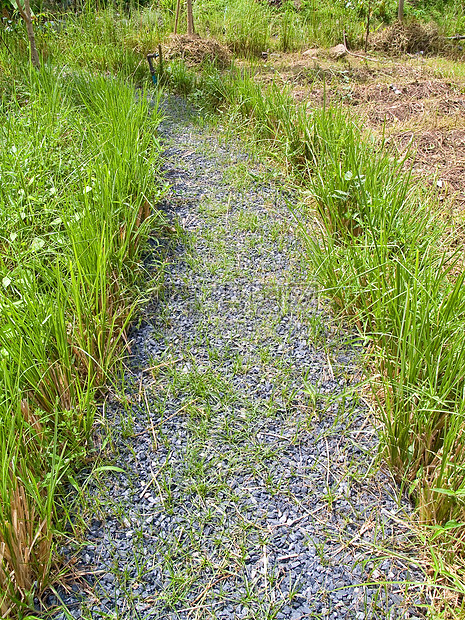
[302,48,320,57]
[328,44,347,59]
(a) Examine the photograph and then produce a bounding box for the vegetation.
[0,48,166,618]
[159,58,465,614]
[2,0,465,616]
[4,0,465,70]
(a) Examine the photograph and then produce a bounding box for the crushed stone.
[53,95,426,620]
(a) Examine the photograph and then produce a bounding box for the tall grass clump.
[223,0,271,56]
[0,10,164,85]
[46,11,155,81]
[285,106,465,535]
[291,106,465,585]
[0,66,165,614]
[278,4,310,52]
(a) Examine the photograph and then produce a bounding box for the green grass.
[0,58,166,615]
[2,1,465,615]
[3,0,465,87]
[161,57,465,610]
[289,107,465,529]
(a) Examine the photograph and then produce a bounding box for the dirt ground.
[246,50,465,216]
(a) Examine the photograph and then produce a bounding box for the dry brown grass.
[243,50,465,215]
[371,21,444,55]
[0,479,51,617]
[164,35,232,69]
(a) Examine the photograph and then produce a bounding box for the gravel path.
[59,96,424,620]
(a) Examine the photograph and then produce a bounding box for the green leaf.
[92,465,126,474]
[432,487,465,498]
[331,189,349,201]
[31,237,45,251]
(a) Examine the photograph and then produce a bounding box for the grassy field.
[3,0,465,616]
[0,27,169,616]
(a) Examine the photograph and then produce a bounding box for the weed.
[0,64,166,613]
[160,51,465,607]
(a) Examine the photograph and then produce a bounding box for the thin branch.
[0,31,13,56]
[13,0,40,68]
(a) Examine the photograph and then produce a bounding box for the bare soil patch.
[354,80,458,103]
[247,51,465,212]
[391,129,465,207]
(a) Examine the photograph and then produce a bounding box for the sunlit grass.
[2,1,465,614]
[424,55,465,81]
[162,58,465,607]
[0,65,165,614]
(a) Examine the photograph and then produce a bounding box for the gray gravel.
[54,95,426,620]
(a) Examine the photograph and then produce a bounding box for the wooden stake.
[14,0,40,68]
[158,43,164,78]
[364,0,371,53]
[398,0,404,22]
[187,0,194,35]
[174,0,181,34]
